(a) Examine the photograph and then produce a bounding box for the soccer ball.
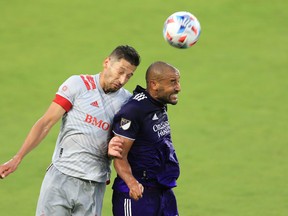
[163,11,201,49]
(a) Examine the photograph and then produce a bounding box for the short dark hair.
[109,45,141,66]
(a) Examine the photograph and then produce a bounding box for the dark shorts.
[112,187,178,216]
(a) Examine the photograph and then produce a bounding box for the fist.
[108,136,124,159]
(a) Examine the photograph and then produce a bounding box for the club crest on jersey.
[120,118,131,130]
[62,85,68,91]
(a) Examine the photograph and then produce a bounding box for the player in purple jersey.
[108,61,181,216]
[0,45,140,216]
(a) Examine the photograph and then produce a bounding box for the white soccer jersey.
[51,74,131,182]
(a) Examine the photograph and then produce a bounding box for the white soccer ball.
[163,11,201,49]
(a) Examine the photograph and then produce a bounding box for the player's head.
[146,61,181,105]
[101,45,141,93]
[109,45,140,67]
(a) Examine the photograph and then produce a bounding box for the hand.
[108,136,123,159]
[0,155,21,179]
[128,180,144,201]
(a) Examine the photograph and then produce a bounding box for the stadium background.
[0,0,287,215]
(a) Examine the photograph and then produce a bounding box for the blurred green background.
[1,0,287,215]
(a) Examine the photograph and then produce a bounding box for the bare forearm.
[114,158,138,186]
[16,117,52,160]
[114,158,144,200]
[0,102,64,179]
[0,118,52,179]
[112,136,144,200]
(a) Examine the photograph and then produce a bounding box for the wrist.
[13,154,23,164]
[127,178,139,189]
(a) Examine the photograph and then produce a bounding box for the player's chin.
[169,95,179,105]
[109,86,121,93]
[112,84,122,92]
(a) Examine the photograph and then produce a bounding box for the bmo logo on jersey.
[84,114,110,131]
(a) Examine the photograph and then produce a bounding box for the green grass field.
[1,0,288,215]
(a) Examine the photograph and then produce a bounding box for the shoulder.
[118,88,132,99]
[131,92,149,103]
[110,88,132,108]
[119,92,150,115]
[62,74,97,91]
[57,75,97,100]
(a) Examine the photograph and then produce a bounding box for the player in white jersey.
[0,45,140,216]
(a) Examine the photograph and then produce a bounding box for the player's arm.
[108,136,124,159]
[0,102,66,179]
[112,135,144,201]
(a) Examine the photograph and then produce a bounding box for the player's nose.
[175,82,181,92]
[118,74,127,85]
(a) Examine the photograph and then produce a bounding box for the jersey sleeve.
[112,101,142,140]
[53,94,72,112]
[53,75,84,112]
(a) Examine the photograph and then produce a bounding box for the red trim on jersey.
[80,75,91,90]
[86,75,96,89]
[80,75,96,90]
[53,94,73,112]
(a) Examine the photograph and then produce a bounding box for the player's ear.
[150,80,159,91]
[103,57,110,69]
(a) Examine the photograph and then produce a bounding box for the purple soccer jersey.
[112,85,180,192]
[112,85,180,216]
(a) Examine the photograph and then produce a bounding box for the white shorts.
[36,164,106,216]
